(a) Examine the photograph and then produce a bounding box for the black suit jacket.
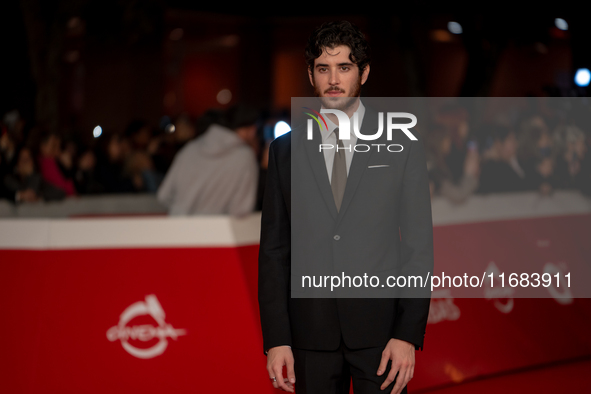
[258,105,434,353]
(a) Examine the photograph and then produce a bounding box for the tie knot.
[333,128,344,147]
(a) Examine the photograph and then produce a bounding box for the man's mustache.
[324,87,345,94]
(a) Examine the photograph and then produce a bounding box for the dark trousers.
[292,339,408,394]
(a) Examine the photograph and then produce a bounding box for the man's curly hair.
[305,21,371,76]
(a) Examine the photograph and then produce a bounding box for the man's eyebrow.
[315,62,355,68]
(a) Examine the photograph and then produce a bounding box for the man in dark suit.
[258,21,433,394]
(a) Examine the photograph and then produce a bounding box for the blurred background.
[1,2,591,394]
[1,2,590,215]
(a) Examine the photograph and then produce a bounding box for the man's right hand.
[266,346,295,392]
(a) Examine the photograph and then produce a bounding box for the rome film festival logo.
[106,294,187,359]
[303,107,418,152]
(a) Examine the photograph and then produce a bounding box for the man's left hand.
[377,338,414,393]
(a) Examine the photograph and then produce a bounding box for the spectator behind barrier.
[4,147,66,202]
[157,104,259,216]
[427,125,480,204]
[517,115,560,196]
[121,120,163,193]
[149,113,199,175]
[553,124,591,195]
[37,132,76,196]
[95,132,135,194]
[476,123,535,194]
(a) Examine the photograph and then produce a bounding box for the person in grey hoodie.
[157,105,259,216]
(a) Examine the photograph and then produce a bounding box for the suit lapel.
[302,121,339,220]
[335,107,379,225]
[302,105,380,223]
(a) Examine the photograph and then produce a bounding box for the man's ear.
[308,67,314,87]
[361,64,370,85]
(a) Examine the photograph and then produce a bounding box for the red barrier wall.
[1,210,590,392]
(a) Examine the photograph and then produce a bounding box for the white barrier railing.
[0,194,167,218]
[0,190,590,250]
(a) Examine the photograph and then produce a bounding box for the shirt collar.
[320,99,365,143]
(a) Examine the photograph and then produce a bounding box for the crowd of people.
[0,107,260,206]
[425,104,591,203]
[1,102,590,214]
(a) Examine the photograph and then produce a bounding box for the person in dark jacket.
[477,124,535,194]
[4,147,65,202]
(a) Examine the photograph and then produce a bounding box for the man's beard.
[313,76,362,112]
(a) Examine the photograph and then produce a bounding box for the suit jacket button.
[334,235,340,240]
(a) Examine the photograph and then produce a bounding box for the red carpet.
[413,357,591,393]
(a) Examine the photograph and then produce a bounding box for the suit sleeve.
[258,139,292,354]
[392,132,434,351]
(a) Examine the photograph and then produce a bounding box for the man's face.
[308,45,369,111]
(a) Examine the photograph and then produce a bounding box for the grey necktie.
[331,128,347,212]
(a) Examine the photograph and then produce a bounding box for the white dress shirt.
[319,100,365,183]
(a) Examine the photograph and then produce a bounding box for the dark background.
[2,1,590,143]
